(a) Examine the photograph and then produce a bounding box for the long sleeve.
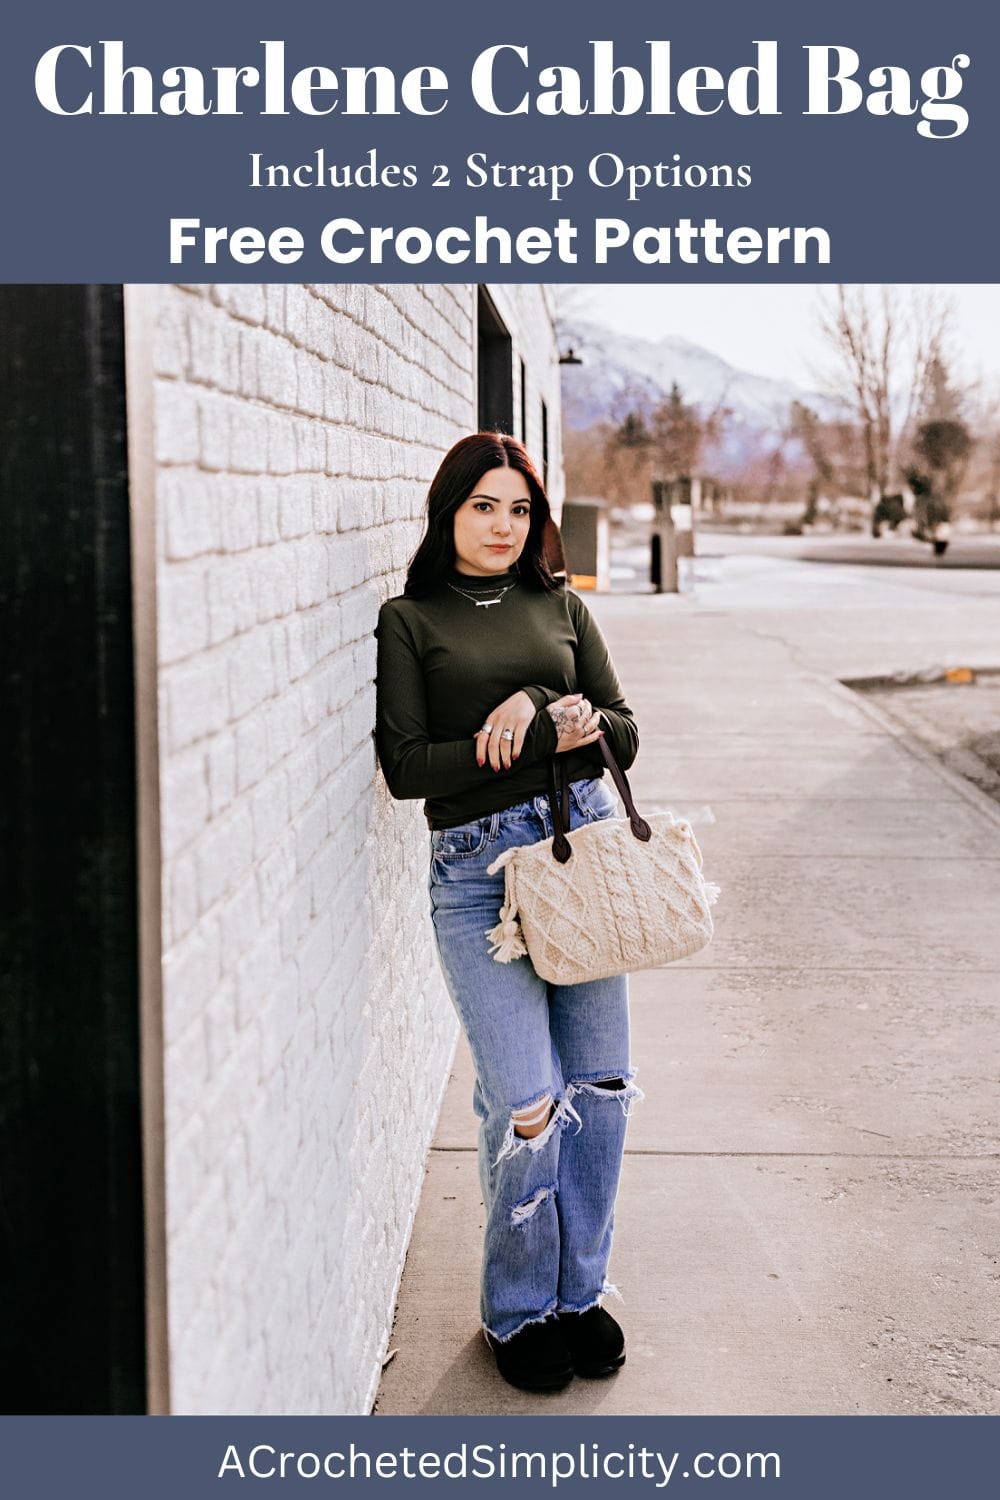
[521,684,566,714]
[568,593,640,772]
[375,602,557,802]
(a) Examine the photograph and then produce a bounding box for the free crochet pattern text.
[167,215,832,269]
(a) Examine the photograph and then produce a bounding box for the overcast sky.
[565,285,1000,394]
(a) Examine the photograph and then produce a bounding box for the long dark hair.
[404,432,561,598]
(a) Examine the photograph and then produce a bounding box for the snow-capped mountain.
[559,318,832,432]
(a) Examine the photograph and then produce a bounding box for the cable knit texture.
[486,813,719,985]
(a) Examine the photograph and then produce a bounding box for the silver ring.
[480,723,494,735]
[501,729,515,742]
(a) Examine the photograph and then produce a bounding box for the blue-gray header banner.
[2,0,996,281]
[2,1416,999,1497]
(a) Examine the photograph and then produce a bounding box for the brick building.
[1,283,563,1415]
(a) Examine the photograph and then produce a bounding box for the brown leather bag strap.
[598,736,652,842]
[548,736,651,863]
[548,753,573,864]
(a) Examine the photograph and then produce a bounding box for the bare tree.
[971,387,1000,529]
[601,405,654,507]
[649,382,704,478]
[988,427,1000,530]
[563,424,611,498]
[907,293,950,405]
[553,286,594,330]
[814,286,957,506]
[597,381,721,509]
[789,401,836,524]
[815,286,896,501]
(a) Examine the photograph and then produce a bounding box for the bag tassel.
[485,893,527,963]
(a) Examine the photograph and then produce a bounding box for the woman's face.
[452,466,533,577]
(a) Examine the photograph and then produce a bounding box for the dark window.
[541,398,550,490]
[477,288,513,435]
[519,358,527,443]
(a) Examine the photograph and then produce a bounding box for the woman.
[375,432,642,1393]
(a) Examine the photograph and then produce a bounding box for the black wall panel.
[0,286,146,1413]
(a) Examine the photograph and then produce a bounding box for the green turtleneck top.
[375,570,638,828]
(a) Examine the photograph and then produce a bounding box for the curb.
[830,677,1000,833]
[842,665,1000,692]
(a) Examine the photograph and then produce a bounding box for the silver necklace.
[445,579,518,609]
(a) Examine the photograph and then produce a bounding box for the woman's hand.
[475,690,538,772]
[546,693,604,755]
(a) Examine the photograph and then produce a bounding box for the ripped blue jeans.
[429,775,643,1343]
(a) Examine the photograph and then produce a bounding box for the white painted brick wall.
[143,281,561,1415]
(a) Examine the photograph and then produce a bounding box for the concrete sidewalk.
[375,552,1000,1416]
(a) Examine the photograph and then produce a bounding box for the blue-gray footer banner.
[2,1417,998,1496]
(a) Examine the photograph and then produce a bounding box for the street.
[612,527,1000,595]
[377,531,1000,1417]
[624,531,1000,807]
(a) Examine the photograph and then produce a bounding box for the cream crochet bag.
[485,741,719,986]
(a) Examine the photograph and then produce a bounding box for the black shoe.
[559,1305,626,1377]
[485,1318,574,1391]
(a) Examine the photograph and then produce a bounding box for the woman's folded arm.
[375,604,558,801]
[569,593,639,771]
